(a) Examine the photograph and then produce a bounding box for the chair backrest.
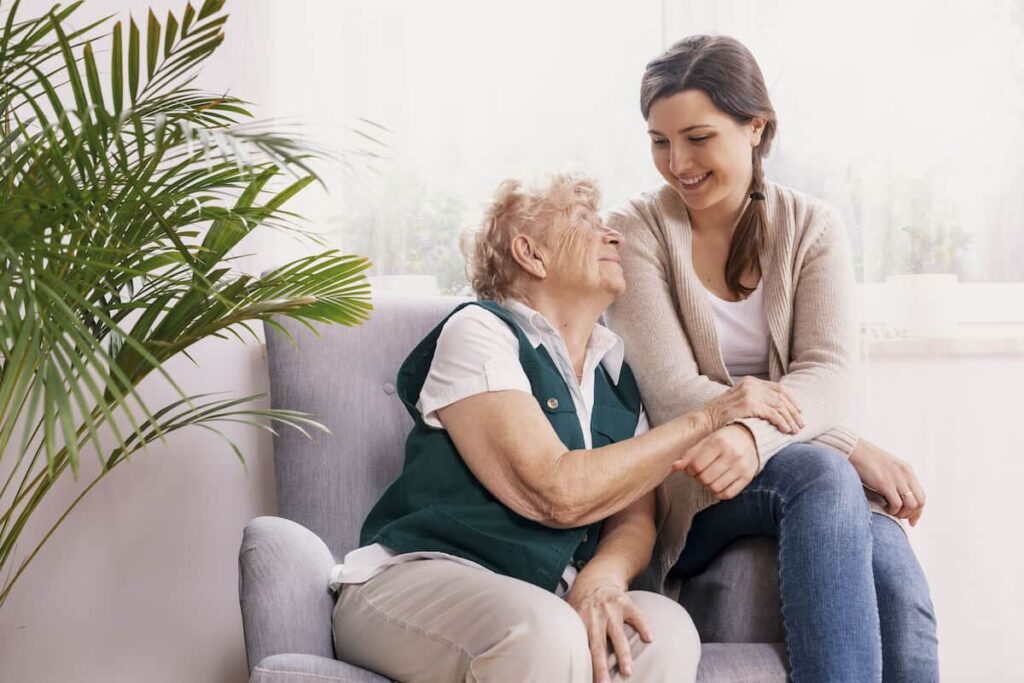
[263,294,467,560]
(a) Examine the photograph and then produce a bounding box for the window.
[258,0,1023,330]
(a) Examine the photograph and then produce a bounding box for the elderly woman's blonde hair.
[461,173,601,302]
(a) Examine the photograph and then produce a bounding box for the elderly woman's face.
[646,89,763,213]
[542,204,625,299]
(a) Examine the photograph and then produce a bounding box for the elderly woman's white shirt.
[328,299,649,595]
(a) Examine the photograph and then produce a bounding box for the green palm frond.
[0,0,374,606]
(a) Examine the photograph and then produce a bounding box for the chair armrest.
[239,516,337,672]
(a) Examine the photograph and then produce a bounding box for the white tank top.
[704,280,770,380]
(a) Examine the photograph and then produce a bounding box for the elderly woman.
[328,174,802,683]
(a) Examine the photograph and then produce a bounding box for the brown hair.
[461,173,601,302]
[641,35,777,299]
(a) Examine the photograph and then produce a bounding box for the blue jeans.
[672,444,939,682]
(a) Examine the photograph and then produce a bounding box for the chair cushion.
[697,643,789,682]
[251,645,787,683]
[680,537,785,643]
[251,654,390,683]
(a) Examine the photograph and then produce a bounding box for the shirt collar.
[500,298,626,384]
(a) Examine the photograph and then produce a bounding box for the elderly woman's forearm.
[440,390,714,530]
[538,410,713,528]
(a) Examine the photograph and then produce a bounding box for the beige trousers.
[332,558,701,683]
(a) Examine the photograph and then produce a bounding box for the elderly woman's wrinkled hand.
[567,577,654,683]
[704,377,804,435]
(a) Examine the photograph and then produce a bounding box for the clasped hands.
[676,378,926,525]
[672,377,801,500]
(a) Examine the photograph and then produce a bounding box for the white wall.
[853,352,1024,681]
[0,340,275,683]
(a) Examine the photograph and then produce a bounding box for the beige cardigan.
[605,179,883,597]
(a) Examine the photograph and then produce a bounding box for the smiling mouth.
[677,171,712,189]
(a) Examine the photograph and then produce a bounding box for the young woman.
[606,35,939,682]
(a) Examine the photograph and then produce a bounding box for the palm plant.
[0,0,373,606]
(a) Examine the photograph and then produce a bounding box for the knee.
[461,587,591,682]
[628,592,701,677]
[511,597,591,664]
[785,445,866,509]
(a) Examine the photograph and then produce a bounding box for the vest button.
[546,397,559,410]
[581,531,588,543]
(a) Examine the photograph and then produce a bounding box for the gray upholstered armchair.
[239,295,789,682]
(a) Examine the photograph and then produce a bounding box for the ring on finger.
[900,490,915,499]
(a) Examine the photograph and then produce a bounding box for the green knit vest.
[359,300,642,592]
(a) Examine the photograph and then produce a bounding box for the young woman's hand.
[704,377,804,434]
[567,577,654,683]
[673,424,759,500]
[848,439,927,526]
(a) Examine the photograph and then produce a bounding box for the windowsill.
[857,282,1024,357]
[862,323,1024,357]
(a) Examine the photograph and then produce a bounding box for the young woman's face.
[646,89,764,214]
